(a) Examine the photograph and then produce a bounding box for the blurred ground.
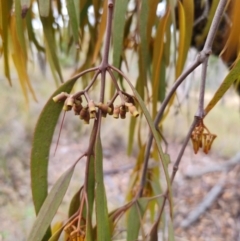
[0,57,240,241]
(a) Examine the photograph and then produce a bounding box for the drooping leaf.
[27,163,77,241]
[126,198,149,241]
[31,77,77,216]
[92,0,107,63]
[48,225,65,241]
[66,0,80,47]
[10,15,37,103]
[168,219,175,241]
[146,0,159,46]
[94,122,111,241]
[221,0,240,63]
[15,0,27,58]
[68,188,82,217]
[175,0,194,78]
[152,9,170,117]
[127,117,137,155]
[85,155,95,241]
[139,0,149,85]
[38,0,50,17]
[112,0,128,72]
[195,0,218,48]
[204,58,240,115]
[40,16,64,83]
[0,0,13,84]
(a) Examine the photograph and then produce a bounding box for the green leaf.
[205,58,240,115]
[168,219,175,241]
[68,188,82,218]
[38,0,50,17]
[127,117,137,155]
[31,77,77,216]
[85,155,95,241]
[139,0,149,84]
[41,16,64,83]
[27,163,76,241]
[127,198,149,241]
[0,0,12,84]
[48,225,65,241]
[95,124,111,241]
[66,0,80,47]
[112,0,128,71]
[15,0,27,58]
[92,0,107,63]
[152,9,170,117]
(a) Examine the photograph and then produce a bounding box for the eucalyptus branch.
[147,0,228,235]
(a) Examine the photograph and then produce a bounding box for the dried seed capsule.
[113,105,120,119]
[90,111,96,119]
[107,102,114,115]
[66,96,75,108]
[97,102,112,117]
[83,111,90,124]
[128,105,139,117]
[79,107,88,120]
[120,106,126,119]
[52,92,68,102]
[88,100,96,113]
[73,103,83,115]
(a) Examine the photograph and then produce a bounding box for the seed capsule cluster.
[53,92,139,123]
[191,120,217,154]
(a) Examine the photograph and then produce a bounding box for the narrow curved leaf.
[175,0,194,77]
[152,9,170,117]
[0,0,13,84]
[31,77,77,215]
[139,0,149,84]
[92,0,107,63]
[127,198,149,241]
[41,16,63,83]
[95,123,111,241]
[127,117,137,155]
[205,58,240,115]
[112,0,128,70]
[27,163,76,241]
[66,0,80,47]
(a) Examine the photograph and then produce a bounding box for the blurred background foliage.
[0,0,240,240]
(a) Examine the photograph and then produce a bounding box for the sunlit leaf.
[27,163,77,241]
[95,123,111,241]
[205,58,240,115]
